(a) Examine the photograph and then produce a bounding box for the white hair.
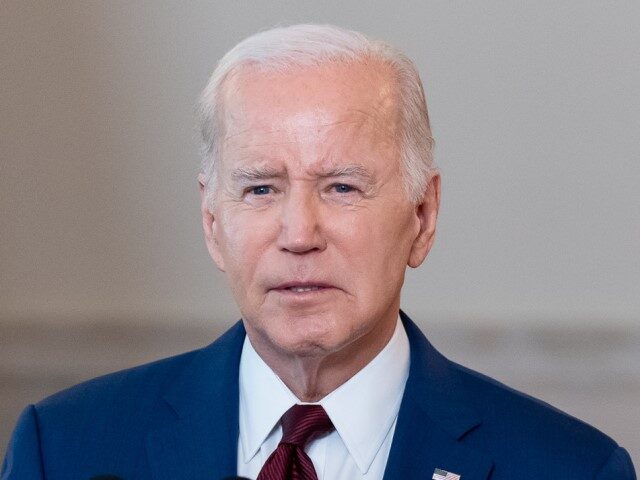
[197,24,436,205]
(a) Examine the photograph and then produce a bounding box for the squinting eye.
[251,186,272,195]
[333,184,355,193]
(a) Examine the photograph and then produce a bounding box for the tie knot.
[280,404,334,447]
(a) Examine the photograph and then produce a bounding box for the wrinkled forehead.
[219,60,402,148]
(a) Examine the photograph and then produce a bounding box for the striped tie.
[257,404,334,480]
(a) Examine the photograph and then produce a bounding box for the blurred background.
[1,0,638,465]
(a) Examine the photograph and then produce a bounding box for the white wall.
[2,1,639,327]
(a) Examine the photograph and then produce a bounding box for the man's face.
[201,61,438,360]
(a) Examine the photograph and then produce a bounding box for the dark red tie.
[257,404,334,480]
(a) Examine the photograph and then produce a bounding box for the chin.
[273,319,350,356]
[245,307,356,356]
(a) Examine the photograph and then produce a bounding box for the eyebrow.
[230,163,375,183]
[317,164,374,182]
[231,165,285,183]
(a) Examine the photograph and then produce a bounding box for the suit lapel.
[145,322,246,480]
[383,312,494,480]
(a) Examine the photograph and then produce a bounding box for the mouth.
[283,285,326,293]
[267,281,341,305]
[270,282,337,294]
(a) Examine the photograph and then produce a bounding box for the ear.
[408,173,441,268]
[198,174,225,272]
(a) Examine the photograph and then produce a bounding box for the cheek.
[216,210,276,284]
[216,219,245,271]
[338,208,414,282]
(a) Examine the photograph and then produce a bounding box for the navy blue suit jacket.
[2,312,636,479]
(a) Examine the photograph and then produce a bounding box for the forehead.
[219,60,401,154]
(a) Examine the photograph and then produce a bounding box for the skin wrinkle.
[199,60,440,401]
[223,115,391,151]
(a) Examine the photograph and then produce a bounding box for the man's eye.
[333,184,355,194]
[250,185,272,195]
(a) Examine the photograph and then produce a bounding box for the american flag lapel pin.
[432,467,461,480]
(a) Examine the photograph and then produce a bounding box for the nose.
[277,189,326,254]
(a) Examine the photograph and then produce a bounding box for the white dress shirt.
[237,317,410,480]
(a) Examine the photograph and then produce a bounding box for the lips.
[270,281,336,292]
[286,285,325,292]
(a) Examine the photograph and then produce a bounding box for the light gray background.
[1,0,639,465]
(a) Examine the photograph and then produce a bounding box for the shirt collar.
[238,316,410,474]
[238,335,297,464]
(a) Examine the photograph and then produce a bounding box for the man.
[2,24,636,480]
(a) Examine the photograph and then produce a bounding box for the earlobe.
[407,173,441,268]
[198,175,226,272]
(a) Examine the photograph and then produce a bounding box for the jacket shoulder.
[34,321,244,418]
[31,346,204,468]
[12,321,245,479]
[4,347,205,479]
[452,360,624,476]
[36,346,200,416]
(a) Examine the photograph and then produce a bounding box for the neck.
[248,312,398,402]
